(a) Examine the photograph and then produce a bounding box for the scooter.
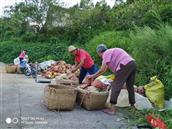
[20,60,51,83]
[19,60,36,77]
[23,63,37,78]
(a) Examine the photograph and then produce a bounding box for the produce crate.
[43,84,77,110]
[5,64,17,73]
[77,87,109,110]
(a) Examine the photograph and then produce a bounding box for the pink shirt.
[75,49,94,69]
[102,48,134,72]
[19,51,26,59]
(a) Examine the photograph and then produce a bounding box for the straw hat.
[68,45,77,52]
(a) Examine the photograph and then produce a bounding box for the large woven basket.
[77,87,109,110]
[56,79,79,88]
[16,66,23,74]
[43,84,77,110]
[5,64,17,73]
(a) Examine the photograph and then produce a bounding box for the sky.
[0,0,116,17]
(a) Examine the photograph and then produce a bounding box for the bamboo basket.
[16,66,23,74]
[5,64,17,73]
[56,79,79,88]
[43,84,77,110]
[77,87,109,110]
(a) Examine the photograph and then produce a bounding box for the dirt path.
[0,63,136,129]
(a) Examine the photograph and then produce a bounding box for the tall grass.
[129,25,172,99]
[85,31,130,64]
[0,38,73,64]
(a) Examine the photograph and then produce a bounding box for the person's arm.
[74,62,78,67]
[72,59,84,73]
[88,63,108,80]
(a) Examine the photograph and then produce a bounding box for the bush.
[143,9,162,29]
[110,0,172,30]
[21,32,37,42]
[85,31,130,64]
[0,39,73,64]
[129,25,172,99]
[159,4,172,24]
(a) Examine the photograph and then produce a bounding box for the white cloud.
[57,0,80,7]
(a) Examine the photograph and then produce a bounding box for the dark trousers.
[79,65,99,84]
[19,58,23,62]
[110,61,136,105]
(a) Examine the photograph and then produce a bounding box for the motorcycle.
[19,60,37,78]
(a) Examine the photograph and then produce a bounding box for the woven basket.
[43,84,77,110]
[5,64,17,73]
[77,87,109,110]
[56,79,79,88]
[16,66,23,74]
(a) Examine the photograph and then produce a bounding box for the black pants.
[19,58,23,62]
[110,61,136,105]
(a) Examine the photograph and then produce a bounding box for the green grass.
[122,107,172,129]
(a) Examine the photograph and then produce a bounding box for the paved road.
[0,63,136,129]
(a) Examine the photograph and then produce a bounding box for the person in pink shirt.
[19,50,27,62]
[88,44,136,114]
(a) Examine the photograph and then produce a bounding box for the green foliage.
[129,25,172,99]
[124,108,172,129]
[143,9,162,29]
[63,3,112,44]
[159,4,172,24]
[0,38,73,64]
[86,31,130,64]
[0,0,172,100]
[110,0,172,30]
[21,31,37,42]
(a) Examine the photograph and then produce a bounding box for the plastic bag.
[14,57,20,65]
[135,92,153,110]
[96,75,114,86]
[165,98,172,109]
[24,55,29,63]
[144,76,165,109]
[91,80,107,90]
[39,60,56,70]
[105,74,115,81]
[105,89,153,110]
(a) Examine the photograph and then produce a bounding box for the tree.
[80,0,94,9]
[127,0,134,4]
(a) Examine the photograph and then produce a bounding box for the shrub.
[86,31,130,64]
[0,39,73,64]
[129,25,172,99]
[21,32,37,42]
[110,0,172,30]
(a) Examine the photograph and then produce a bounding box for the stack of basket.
[43,84,77,110]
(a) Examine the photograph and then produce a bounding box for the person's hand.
[71,68,76,73]
[86,75,95,82]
